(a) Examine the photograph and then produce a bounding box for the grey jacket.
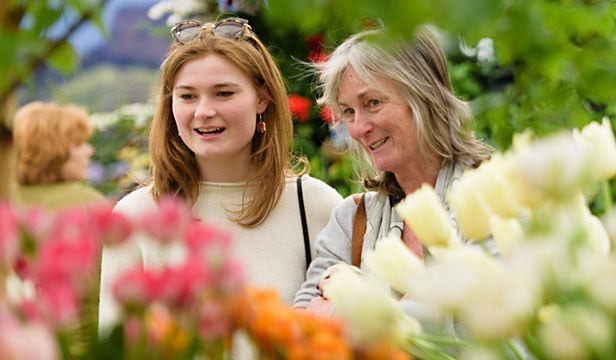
[293,160,464,308]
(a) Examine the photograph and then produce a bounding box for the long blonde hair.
[149,26,307,227]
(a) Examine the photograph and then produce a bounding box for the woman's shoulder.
[294,175,342,198]
[113,184,155,218]
[17,182,108,210]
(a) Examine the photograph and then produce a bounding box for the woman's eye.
[341,108,355,121]
[179,93,195,100]
[218,91,234,98]
[367,99,381,107]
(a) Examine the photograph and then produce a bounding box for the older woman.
[294,25,492,313]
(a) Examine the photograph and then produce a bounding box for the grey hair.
[317,25,491,193]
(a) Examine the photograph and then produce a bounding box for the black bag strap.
[296,177,311,268]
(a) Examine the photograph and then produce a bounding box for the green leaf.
[46,41,78,75]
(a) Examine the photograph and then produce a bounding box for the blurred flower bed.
[0,197,408,359]
[321,118,616,360]
[4,116,616,359]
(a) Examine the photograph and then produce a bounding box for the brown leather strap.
[351,193,366,267]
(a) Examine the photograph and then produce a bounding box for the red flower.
[319,105,337,124]
[288,94,312,122]
[306,33,329,63]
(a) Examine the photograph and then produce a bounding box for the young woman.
[98,17,342,357]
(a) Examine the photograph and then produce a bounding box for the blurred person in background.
[13,100,110,358]
[99,16,342,358]
[13,100,109,211]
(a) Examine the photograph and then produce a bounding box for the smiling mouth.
[369,137,388,150]
[195,127,225,135]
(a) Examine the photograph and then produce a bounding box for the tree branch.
[0,0,109,102]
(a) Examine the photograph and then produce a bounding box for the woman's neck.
[198,157,252,183]
[396,155,443,195]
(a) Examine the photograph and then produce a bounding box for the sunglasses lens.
[213,22,245,39]
[171,18,250,44]
[174,23,203,44]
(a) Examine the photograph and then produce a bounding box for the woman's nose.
[347,112,373,140]
[194,98,216,118]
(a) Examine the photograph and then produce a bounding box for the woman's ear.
[256,90,270,113]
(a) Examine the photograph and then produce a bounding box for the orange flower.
[354,340,412,360]
[234,287,352,360]
[144,303,191,357]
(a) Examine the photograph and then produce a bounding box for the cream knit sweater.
[98,175,342,357]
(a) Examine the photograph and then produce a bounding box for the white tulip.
[473,153,525,218]
[324,266,421,346]
[459,270,539,340]
[489,215,524,258]
[364,233,424,295]
[578,117,616,181]
[447,175,493,241]
[395,184,454,247]
[409,246,499,315]
[515,131,594,202]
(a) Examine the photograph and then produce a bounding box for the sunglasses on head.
[170,17,252,45]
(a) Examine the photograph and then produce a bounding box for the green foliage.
[0,0,108,101]
[88,109,151,199]
[19,65,158,112]
[266,0,616,151]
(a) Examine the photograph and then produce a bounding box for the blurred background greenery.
[3,0,616,206]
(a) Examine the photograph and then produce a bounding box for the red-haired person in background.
[13,101,109,211]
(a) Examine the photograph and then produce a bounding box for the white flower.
[474,153,525,218]
[364,233,424,294]
[409,246,500,315]
[459,270,539,340]
[324,266,421,346]
[582,208,611,257]
[395,184,454,247]
[602,209,616,251]
[538,304,614,359]
[588,256,616,315]
[515,130,594,201]
[447,174,492,241]
[578,117,616,181]
[489,215,524,258]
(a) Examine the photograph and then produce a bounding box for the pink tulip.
[35,280,81,328]
[160,259,208,308]
[17,206,52,244]
[90,204,133,245]
[113,267,155,308]
[0,202,19,266]
[122,314,143,347]
[139,196,194,243]
[0,304,59,360]
[199,298,233,340]
[34,234,97,291]
[184,221,233,269]
[217,259,245,294]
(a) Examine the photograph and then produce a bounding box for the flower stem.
[602,180,613,214]
[505,339,526,360]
